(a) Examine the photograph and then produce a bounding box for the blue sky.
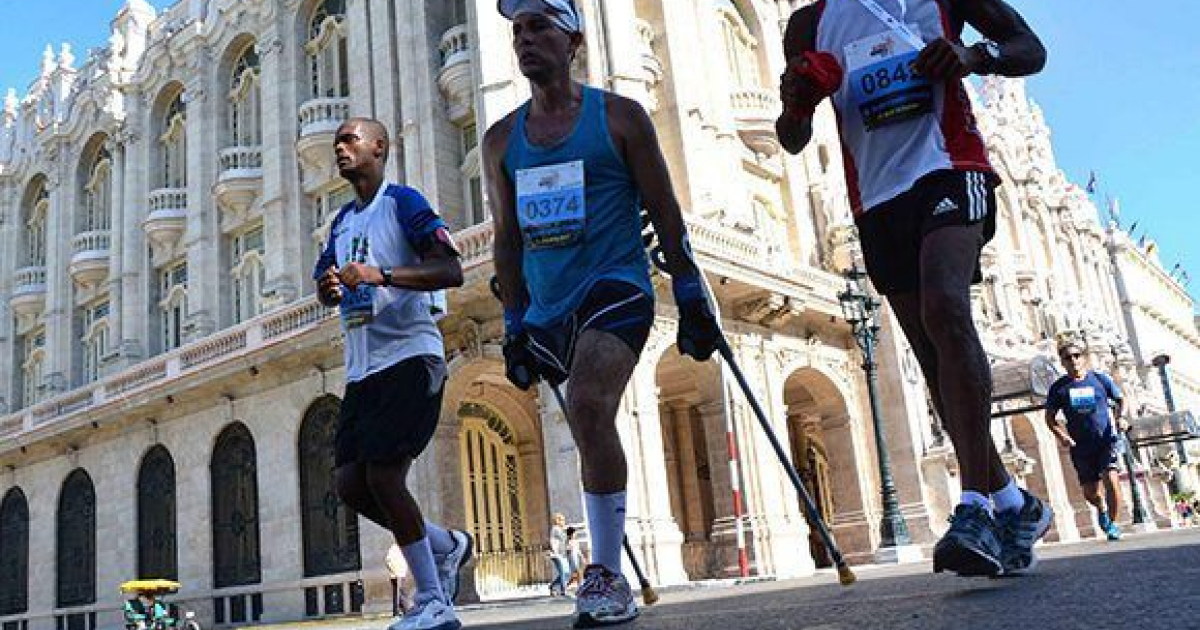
[0,0,1195,299]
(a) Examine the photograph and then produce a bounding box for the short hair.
[343,117,390,158]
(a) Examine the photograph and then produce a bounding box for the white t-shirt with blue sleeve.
[313,183,450,383]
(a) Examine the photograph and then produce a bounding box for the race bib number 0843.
[845,31,933,131]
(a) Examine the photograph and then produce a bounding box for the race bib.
[844,29,932,131]
[516,160,586,250]
[1068,386,1098,413]
[340,285,376,329]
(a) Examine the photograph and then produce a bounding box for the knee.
[921,293,975,346]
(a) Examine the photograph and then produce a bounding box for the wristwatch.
[971,40,1002,75]
[380,266,393,287]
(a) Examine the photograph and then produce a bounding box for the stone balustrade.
[298,97,350,137]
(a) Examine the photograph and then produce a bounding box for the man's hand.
[673,274,722,362]
[502,332,538,390]
[779,52,842,118]
[317,266,344,306]
[338,262,384,289]
[915,38,982,81]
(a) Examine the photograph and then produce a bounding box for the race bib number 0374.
[516,160,586,250]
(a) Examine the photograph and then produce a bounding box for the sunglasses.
[1061,352,1084,359]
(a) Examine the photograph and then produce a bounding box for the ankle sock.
[960,490,993,516]
[991,477,1024,514]
[400,537,445,605]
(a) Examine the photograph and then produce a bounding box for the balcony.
[296,97,350,194]
[437,24,474,125]
[214,145,263,231]
[730,88,781,156]
[10,266,47,322]
[69,230,111,288]
[144,188,188,267]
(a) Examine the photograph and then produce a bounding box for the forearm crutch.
[642,225,855,585]
[547,382,660,605]
[714,337,855,585]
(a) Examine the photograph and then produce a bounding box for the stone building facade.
[0,1,1196,629]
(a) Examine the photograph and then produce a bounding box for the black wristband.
[380,267,393,287]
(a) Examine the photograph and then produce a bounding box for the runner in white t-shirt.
[776,0,1050,578]
[314,118,471,630]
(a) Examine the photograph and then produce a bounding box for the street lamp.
[838,266,912,549]
[1152,353,1190,494]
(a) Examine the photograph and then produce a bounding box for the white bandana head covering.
[498,0,583,34]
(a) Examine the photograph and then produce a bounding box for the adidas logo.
[933,198,959,215]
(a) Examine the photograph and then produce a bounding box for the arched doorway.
[137,445,178,579]
[298,395,360,578]
[784,367,857,568]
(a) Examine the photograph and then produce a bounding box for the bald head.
[343,117,389,158]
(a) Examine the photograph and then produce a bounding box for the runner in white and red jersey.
[776,0,1050,578]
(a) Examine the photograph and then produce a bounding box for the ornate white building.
[0,1,1196,629]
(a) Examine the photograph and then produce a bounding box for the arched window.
[159,261,188,351]
[82,147,112,233]
[0,487,30,615]
[229,46,262,148]
[211,423,261,588]
[716,1,763,89]
[459,403,527,554]
[306,0,349,99]
[79,300,110,384]
[298,395,361,577]
[160,93,187,189]
[21,329,45,408]
[137,446,178,579]
[57,469,96,607]
[459,121,486,228]
[231,225,266,324]
[25,184,49,267]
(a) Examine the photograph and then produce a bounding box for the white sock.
[584,491,627,572]
[960,490,993,516]
[991,477,1024,514]
[400,537,445,605]
[424,520,455,557]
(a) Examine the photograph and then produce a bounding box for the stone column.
[0,181,15,411]
[41,150,72,394]
[537,381,586,524]
[346,0,376,120]
[183,72,219,338]
[119,104,151,359]
[256,26,303,307]
[105,137,126,367]
[623,363,688,586]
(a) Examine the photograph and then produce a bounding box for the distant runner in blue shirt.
[1045,338,1130,541]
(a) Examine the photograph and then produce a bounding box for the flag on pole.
[1086,170,1098,194]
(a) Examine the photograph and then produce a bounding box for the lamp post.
[838,266,911,549]
[1152,354,1190,494]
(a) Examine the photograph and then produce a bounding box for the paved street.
[455,527,1200,630]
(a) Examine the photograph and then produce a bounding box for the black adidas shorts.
[336,354,447,466]
[855,169,998,295]
[526,280,655,384]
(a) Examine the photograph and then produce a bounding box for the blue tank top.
[503,86,653,328]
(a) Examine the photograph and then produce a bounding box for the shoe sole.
[933,542,1003,578]
[445,531,474,604]
[1003,504,1054,576]
[572,607,639,629]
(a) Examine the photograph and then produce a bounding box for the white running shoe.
[387,598,461,630]
[437,529,474,604]
[573,564,639,628]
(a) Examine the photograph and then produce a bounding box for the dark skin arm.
[776,0,1046,155]
[482,114,528,314]
[607,94,700,280]
[316,241,463,301]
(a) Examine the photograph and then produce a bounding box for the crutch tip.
[836,564,857,586]
[641,586,660,605]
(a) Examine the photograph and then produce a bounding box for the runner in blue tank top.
[1045,337,1129,541]
[484,1,721,627]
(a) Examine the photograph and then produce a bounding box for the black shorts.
[526,280,655,384]
[1070,440,1120,485]
[335,354,447,467]
[855,169,998,295]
